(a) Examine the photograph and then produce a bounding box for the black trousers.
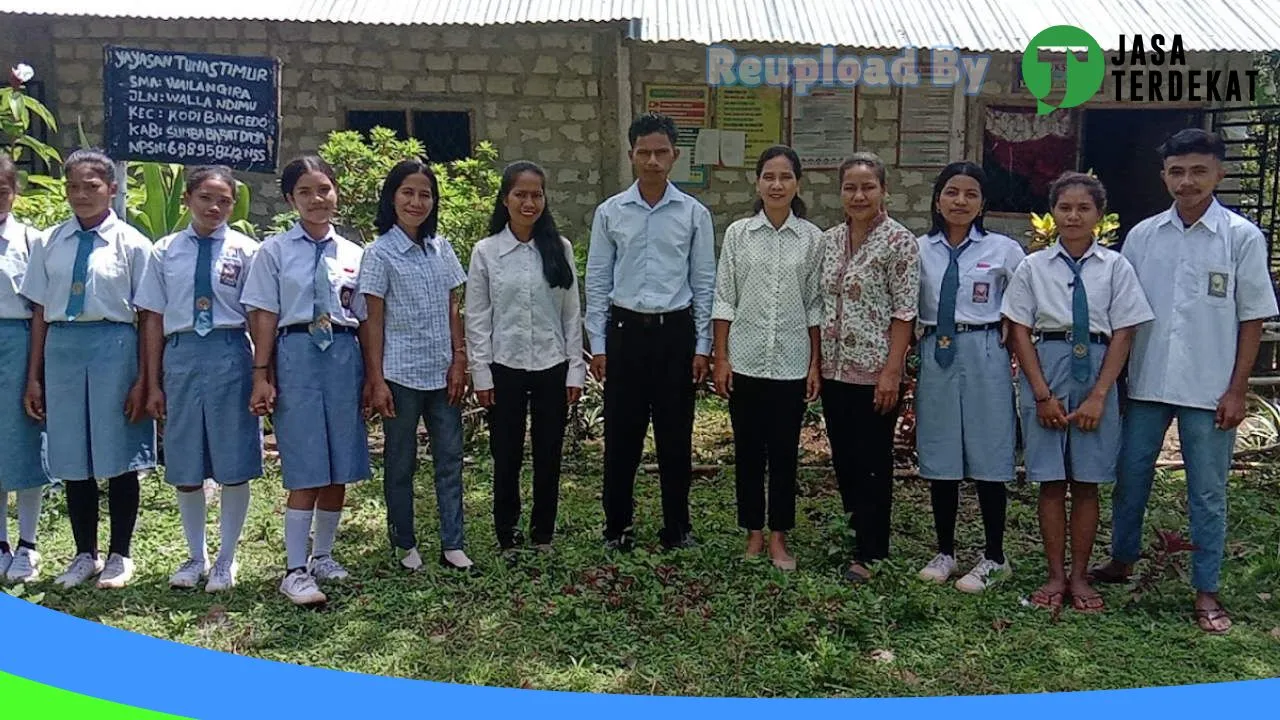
[488,362,569,547]
[821,380,898,563]
[602,306,695,544]
[65,472,140,558]
[728,373,805,531]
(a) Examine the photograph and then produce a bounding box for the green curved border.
[0,671,191,719]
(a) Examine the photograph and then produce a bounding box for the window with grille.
[345,109,473,162]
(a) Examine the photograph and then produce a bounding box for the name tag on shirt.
[217,257,243,287]
[972,281,991,304]
[340,284,355,309]
[1208,271,1229,298]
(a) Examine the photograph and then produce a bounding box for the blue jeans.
[1113,399,1235,592]
[382,382,466,552]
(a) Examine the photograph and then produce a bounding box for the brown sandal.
[1070,591,1106,614]
[1195,606,1233,635]
[1030,586,1065,610]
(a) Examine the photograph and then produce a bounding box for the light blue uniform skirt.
[45,322,156,481]
[162,328,263,487]
[1018,339,1120,484]
[916,328,1016,482]
[273,331,370,490]
[0,320,49,491]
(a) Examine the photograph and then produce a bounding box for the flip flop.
[1030,586,1065,610]
[1086,563,1131,585]
[843,563,871,585]
[1195,606,1233,635]
[1071,591,1106,614]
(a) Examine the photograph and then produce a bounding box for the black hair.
[64,148,116,184]
[751,145,807,219]
[1158,128,1227,161]
[185,165,237,196]
[627,112,678,148]
[487,161,573,290]
[1048,171,1108,212]
[375,159,440,242]
[928,161,988,237]
[0,154,16,191]
[280,155,336,199]
[838,152,887,188]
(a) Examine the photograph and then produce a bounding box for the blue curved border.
[0,594,1276,718]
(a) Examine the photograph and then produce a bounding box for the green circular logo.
[1021,25,1105,114]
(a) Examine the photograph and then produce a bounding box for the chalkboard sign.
[103,46,280,172]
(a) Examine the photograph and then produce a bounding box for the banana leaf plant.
[1,64,61,171]
[126,162,257,241]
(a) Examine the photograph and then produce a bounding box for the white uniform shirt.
[1001,241,1154,335]
[465,227,586,392]
[1122,199,1279,410]
[134,224,260,336]
[917,227,1026,326]
[20,210,151,323]
[240,222,366,328]
[0,215,37,320]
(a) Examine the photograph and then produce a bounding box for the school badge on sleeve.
[1208,271,1229,298]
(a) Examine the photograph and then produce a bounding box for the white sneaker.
[55,553,105,589]
[169,557,209,589]
[399,547,423,571]
[96,554,136,590]
[955,557,1010,593]
[308,555,349,582]
[279,569,326,606]
[0,549,11,579]
[205,558,238,593]
[918,553,958,583]
[6,547,41,583]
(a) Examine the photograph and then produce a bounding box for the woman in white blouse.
[465,161,585,562]
[711,145,824,571]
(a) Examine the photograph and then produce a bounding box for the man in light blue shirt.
[585,112,716,551]
[1091,129,1278,634]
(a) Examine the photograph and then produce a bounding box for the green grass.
[10,396,1280,697]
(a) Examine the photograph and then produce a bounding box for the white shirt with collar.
[0,214,38,320]
[134,224,261,336]
[917,226,1026,326]
[465,226,587,392]
[240,222,366,329]
[1122,198,1279,410]
[19,210,152,324]
[711,210,824,380]
[1001,240,1154,336]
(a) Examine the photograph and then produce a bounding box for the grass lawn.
[10,395,1280,697]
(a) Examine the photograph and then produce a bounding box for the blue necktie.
[193,235,215,337]
[65,230,96,321]
[1058,253,1091,382]
[933,241,970,368]
[310,240,334,351]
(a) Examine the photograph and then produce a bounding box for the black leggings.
[65,472,140,558]
[929,480,1006,564]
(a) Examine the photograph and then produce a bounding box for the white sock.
[285,508,313,571]
[0,491,9,548]
[176,489,207,562]
[217,483,251,566]
[312,509,341,558]
[17,488,41,545]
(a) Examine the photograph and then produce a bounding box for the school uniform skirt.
[161,328,263,487]
[45,321,156,481]
[916,327,1016,482]
[273,330,370,490]
[0,319,48,491]
[1018,338,1120,484]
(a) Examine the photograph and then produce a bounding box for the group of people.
[0,113,1271,635]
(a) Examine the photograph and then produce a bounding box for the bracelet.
[252,364,270,370]
[1034,395,1052,403]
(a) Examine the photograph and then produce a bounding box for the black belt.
[1035,330,1109,346]
[610,305,691,328]
[923,322,1000,336]
[280,323,356,336]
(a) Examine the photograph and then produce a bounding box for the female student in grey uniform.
[1001,172,1154,613]
[361,159,474,573]
[465,161,585,563]
[915,162,1025,593]
[0,155,49,584]
[136,166,262,593]
[711,145,823,571]
[242,156,371,606]
[20,149,156,591]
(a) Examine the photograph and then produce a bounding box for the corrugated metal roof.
[3,0,1276,51]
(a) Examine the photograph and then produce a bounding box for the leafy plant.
[11,173,70,229]
[125,163,257,240]
[1,64,60,171]
[1025,170,1121,251]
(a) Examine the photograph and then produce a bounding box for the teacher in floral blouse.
[819,152,921,584]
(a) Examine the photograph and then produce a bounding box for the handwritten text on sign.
[104,46,280,172]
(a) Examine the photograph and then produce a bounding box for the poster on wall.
[789,86,856,169]
[103,46,281,172]
[898,80,957,168]
[714,87,784,168]
[643,84,711,187]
